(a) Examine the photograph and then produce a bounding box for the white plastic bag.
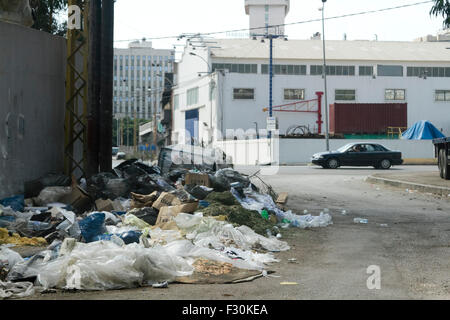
[0,245,24,270]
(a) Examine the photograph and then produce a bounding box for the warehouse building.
[172,37,450,145]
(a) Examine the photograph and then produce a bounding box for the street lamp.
[189,52,212,74]
[320,0,330,151]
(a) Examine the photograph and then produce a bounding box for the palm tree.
[430,0,450,28]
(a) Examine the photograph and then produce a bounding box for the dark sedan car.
[311,143,403,169]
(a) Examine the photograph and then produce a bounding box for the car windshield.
[337,144,354,153]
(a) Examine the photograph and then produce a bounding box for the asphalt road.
[25,165,450,300]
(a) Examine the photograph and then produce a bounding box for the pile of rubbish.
[0,159,332,299]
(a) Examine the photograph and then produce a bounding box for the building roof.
[209,39,450,62]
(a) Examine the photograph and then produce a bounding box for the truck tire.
[441,149,450,180]
[439,149,445,179]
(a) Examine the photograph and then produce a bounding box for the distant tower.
[245,0,290,36]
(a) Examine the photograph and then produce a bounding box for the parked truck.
[433,137,450,180]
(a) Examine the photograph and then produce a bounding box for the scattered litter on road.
[379,224,388,227]
[0,157,337,297]
[353,218,368,224]
[341,210,347,215]
[280,282,298,285]
[152,281,169,288]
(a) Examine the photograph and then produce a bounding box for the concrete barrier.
[0,22,66,198]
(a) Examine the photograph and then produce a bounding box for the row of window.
[114,55,174,62]
[210,63,450,78]
[115,65,171,71]
[229,88,450,102]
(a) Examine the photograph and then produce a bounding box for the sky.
[113,0,445,54]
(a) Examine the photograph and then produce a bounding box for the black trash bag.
[104,178,130,199]
[214,168,250,187]
[114,159,161,178]
[9,219,57,238]
[166,168,188,183]
[127,207,159,226]
[169,188,197,203]
[30,211,52,223]
[132,174,161,195]
[152,174,176,192]
[87,172,130,200]
[184,184,213,200]
[24,173,72,198]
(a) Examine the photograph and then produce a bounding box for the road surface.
[25,165,450,300]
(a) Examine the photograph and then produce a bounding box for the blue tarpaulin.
[402,120,446,140]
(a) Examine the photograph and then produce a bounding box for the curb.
[366,175,450,196]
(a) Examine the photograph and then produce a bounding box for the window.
[407,66,450,78]
[310,65,322,75]
[335,89,356,101]
[377,65,403,77]
[284,89,305,100]
[211,63,257,74]
[262,64,306,75]
[233,88,254,100]
[435,90,450,101]
[385,89,405,100]
[173,94,179,110]
[359,66,374,76]
[311,65,355,76]
[187,87,199,106]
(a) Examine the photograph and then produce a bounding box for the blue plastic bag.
[0,195,25,212]
[79,212,107,243]
[118,231,142,244]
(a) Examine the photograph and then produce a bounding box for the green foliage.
[430,0,450,28]
[113,117,149,147]
[30,0,68,35]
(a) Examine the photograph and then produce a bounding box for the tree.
[29,0,68,36]
[430,0,450,28]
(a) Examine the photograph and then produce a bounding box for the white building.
[114,40,175,120]
[172,37,450,146]
[245,0,290,36]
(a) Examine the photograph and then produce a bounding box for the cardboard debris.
[95,198,124,212]
[152,192,182,210]
[95,199,114,212]
[156,202,199,225]
[59,185,92,214]
[276,192,289,204]
[185,172,211,188]
[130,191,158,209]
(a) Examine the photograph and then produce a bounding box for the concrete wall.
[0,22,66,198]
[213,138,435,166]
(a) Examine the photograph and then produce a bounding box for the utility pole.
[252,33,287,139]
[87,0,102,178]
[152,89,158,159]
[321,0,330,151]
[134,109,138,152]
[99,0,114,171]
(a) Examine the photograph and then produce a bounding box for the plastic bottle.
[261,210,269,220]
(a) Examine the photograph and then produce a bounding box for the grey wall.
[0,21,66,199]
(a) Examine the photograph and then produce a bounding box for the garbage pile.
[0,159,332,298]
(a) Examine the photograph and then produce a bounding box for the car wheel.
[380,159,391,169]
[327,158,339,169]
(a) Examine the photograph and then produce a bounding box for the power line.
[114,0,434,43]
